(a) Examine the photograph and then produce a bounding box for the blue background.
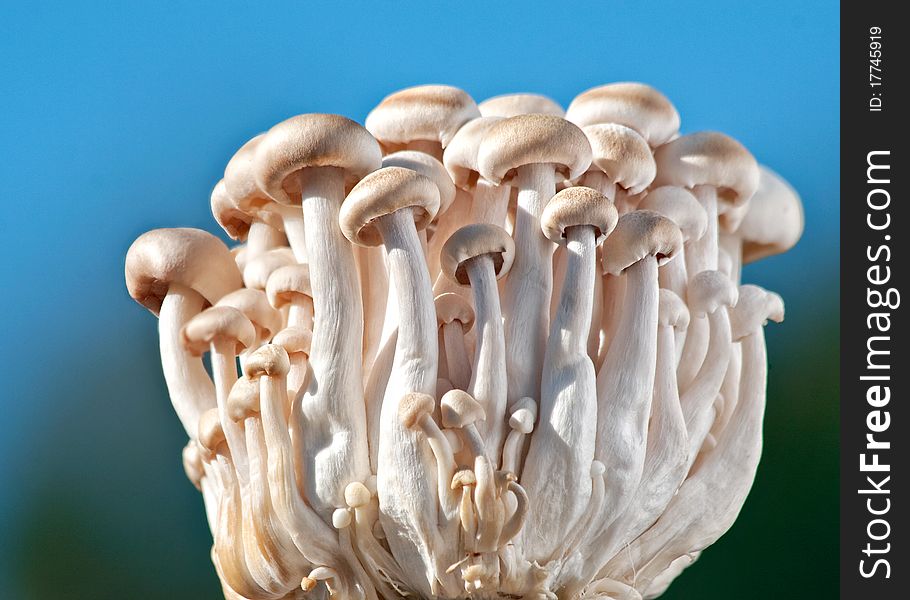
[0,1,838,598]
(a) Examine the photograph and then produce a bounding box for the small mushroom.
[434,293,475,391]
[578,124,656,213]
[442,116,510,227]
[500,397,537,474]
[216,288,283,351]
[266,264,314,330]
[399,392,458,517]
[565,82,680,147]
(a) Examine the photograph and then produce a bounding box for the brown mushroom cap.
[601,210,683,275]
[382,150,456,215]
[653,132,759,207]
[478,93,565,118]
[687,270,738,316]
[582,123,656,195]
[399,392,436,429]
[125,228,242,316]
[540,186,619,245]
[441,223,515,286]
[658,289,690,330]
[440,389,486,428]
[242,247,296,290]
[477,114,593,185]
[434,292,476,331]
[442,117,504,189]
[729,284,785,340]
[197,408,226,458]
[638,186,708,243]
[182,305,257,356]
[211,179,253,241]
[738,166,804,263]
[339,166,440,247]
[253,113,382,206]
[265,264,312,309]
[243,343,291,379]
[565,82,680,147]
[215,288,283,343]
[272,326,313,357]
[227,376,260,421]
[365,84,480,152]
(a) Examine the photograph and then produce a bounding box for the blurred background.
[0,1,838,598]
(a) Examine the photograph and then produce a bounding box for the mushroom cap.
[508,397,538,434]
[215,288,283,343]
[182,305,256,356]
[332,508,352,529]
[738,165,804,263]
[653,131,759,207]
[227,376,260,421]
[125,228,242,316]
[243,343,291,379]
[223,133,271,211]
[658,289,690,330]
[272,326,312,357]
[253,113,382,205]
[582,124,656,195]
[344,481,372,508]
[729,284,785,340]
[478,93,565,118]
[382,150,456,215]
[211,179,253,241]
[451,468,477,489]
[440,389,486,428]
[365,84,480,151]
[340,167,441,247]
[399,392,436,429]
[435,292,475,331]
[477,114,593,185]
[591,460,606,477]
[601,210,683,275]
[687,270,738,316]
[565,82,680,147]
[638,186,708,242]
[441,223,515,285]
[442,117,504,189]
[265,264,312,309]
[242,247,296,290]
[540,186,619,245]
[197,408,225,457]
[182,442,204,490]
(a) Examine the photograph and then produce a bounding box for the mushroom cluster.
[125,83,803,600]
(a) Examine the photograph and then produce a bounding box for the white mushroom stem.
[279,206,309,264]
[355,245,389,377]
[686,185,719,276]
[465,254,508,459]
[502,163,557,408]
[210,338,250,486]
[658,244,689,303]
[441,323,472,391]
[473,455,504,552]
[347,498,410,599]
[593,258,659,533]
[374,208,443,597]
[470,179,510,226]
[246,221,287,260]
[159,283,216,437]
[522,226,598,561]
[595,273,626,369]
[498,479,530,546]
[297,166,370,515]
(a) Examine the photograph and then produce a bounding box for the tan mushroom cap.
[658,289,690,330]
[242,247,296,290]
[227,376,260,421]
[540,186,619,245]
[440,389,486,428]
[508,397,537,434]
[477,114,593,185]
[435,292,475,331]
[365,84,480,152]
[582,124,656,195]
[399,392,436,429]
[653,131,760,207]
[441,223,516,286]
[243,343,291,379]
[223,134,268,208]
[738,166,804,263]
[687,270,739,316]
[601,210,683,275]
[382,150,456,215]
[211,179,253,241]
[443,116,504,189]
[478,93,565,118]
[344,481,372,509]
[182,305,257,356]
[265,264,312,309]
[215,288,283,343]
[197,408,226,458]
[565,82,680,147]
[729,284,785,340]
[182,442,204,490]
[253,113,382,206]
[272,326,313,357]
[451,468,477,489]
[126,228,243,316]
[340,166,440,247]
[638,186,708,242]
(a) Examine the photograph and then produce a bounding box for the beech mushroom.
[565,82,680,147]
[434,293,475,392]
[478,93,565,118]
